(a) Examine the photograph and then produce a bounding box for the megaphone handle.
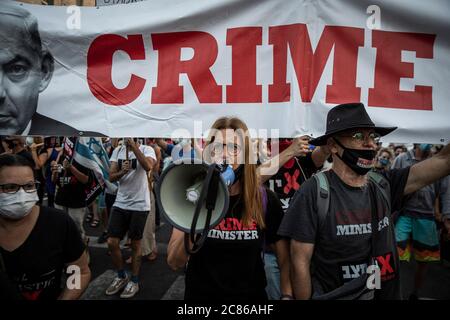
[189,164,216,244]
[191,169,219,251]
[187,208,213,254]
[185,233,203,255]
[186,164,219,254]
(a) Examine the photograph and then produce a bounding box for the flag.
[73,137,118,198]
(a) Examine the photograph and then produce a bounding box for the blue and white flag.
[74,137,118,194]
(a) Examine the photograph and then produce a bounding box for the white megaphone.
[156,159,231,253]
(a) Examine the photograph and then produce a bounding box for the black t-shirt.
[278,168,410,299]
[265,153,319,212]
[0,206,85,300]
[185,188,283,301]
[55,160,91,208]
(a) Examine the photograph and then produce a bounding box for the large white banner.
[1,0,449,142]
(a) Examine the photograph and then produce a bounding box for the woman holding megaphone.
[166,117,292,301]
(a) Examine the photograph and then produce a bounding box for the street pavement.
[81,216,185,300]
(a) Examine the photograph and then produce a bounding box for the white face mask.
[0,189,38,220]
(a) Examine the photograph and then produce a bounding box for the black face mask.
[333,138,376,175]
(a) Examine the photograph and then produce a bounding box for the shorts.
[396,215,440,262]
[107,206,148,240]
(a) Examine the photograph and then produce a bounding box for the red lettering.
[216,217,254,231]
[377,253,394,275]
[87,34,146,106]
[233,218,244,231]
[216,219,226,231]
[368,31,435,110]
[85,26,435,112]
[217,218,232,231]
[226,27,262,103]
[151,32,222,104]
[227,218,235,231]
[269,24,363,103]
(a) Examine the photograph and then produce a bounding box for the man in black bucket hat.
[278,102,450,300]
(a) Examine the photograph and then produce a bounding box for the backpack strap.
[313,172,330,231]
[367,171,391,213]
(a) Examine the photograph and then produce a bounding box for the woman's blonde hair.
[205,117,265,229]
[377,147,394,160]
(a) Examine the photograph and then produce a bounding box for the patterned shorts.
[396,215,440,262]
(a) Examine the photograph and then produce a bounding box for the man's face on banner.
[0,14,53,135]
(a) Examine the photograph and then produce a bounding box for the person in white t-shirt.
[105,138,156,299]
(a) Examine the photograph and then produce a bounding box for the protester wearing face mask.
[373,148,394,174]
[391,143,448,299]
[278,103,450,300]
[2,136,46,203]
[0,154,90,300]
[155,138,201,166]
[167,117,290,301]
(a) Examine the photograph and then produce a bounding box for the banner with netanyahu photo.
[0,0,449,143]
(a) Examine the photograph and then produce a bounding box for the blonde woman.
[167,117,292,300]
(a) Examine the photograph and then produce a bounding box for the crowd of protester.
[1,106,449,301]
